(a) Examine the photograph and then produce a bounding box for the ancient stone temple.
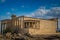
[1,15,57,35]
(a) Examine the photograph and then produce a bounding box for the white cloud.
[26,15,31,17]
[50,7,60,13]
[26,13,35,17]
[1,0,5,3]
[31,13,35,16]
[26,7,49,18]
[48,7,60,18]
[35,8,49,16]
[26,7,60,19]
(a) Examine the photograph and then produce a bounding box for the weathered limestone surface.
[24,17,57,35]
[1,15,57,35]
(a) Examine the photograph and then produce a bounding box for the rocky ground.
[0,33,60,40]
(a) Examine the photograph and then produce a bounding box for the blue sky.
[0,0,60,19]
[0,0,60,29]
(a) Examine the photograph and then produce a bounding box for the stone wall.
[28,19,57,35]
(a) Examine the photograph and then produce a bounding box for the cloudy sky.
[0,0,60,29]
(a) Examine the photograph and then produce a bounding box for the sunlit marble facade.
[1,15,57,35]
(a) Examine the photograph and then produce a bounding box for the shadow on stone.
[15,38,25,40]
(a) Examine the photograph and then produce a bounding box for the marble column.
[36,22,38,28]
[35,21,37,28]
[4,24,6,29]
[25,22,27,28]
[29,22,30,28]
[32,22,34,28]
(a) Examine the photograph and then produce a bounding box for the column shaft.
[29,22,30,28]
[25,22,27,28]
